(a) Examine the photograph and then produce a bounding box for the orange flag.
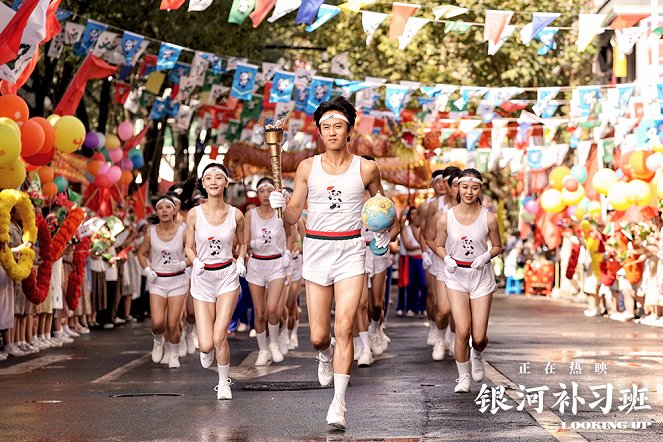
[388,3,420,41]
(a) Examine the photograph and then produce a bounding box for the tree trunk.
[96,78,112,133]
[174,132,189,181]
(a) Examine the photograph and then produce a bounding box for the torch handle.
[270,150,283,218]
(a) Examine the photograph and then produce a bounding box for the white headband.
[170,195,181,203]
[452,177,460,184]
[319,113,350,125]
[431,175,445,183]
[156,198,175,209]
[202,167,228,180]
[457,176,483,185]
[257,182,275,191]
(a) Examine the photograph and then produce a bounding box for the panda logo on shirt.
[461,236,475,257]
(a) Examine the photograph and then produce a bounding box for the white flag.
[226,57,248,71]
[191,52,210,86]
[615,27,646,56]
[520,12,559,46]
[331,52,351,76]
[268,0,302,23]
[130,40,149,66]
[577,14,607,52]
[488,24,515,55]
[189,0,214,11]
[262,62,280,81]
[124,88,143,114]
[361,11,388,46]
[64,22,84,44]
[459,119,481,134]
[175,105,194,131]
[397,17,430,50]
[175,76,196,102]
[47,33,65,59]
[275,101,294,121]
[432,5,468,20]
[92,31,119,58]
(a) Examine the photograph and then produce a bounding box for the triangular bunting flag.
[520,12,559,46]
[385,84,410,117]
[250,0,277,27]
[331,52,351,76]
[339,0,372,13]
[268,0,302,23]
[432,5,468,20]
[444,20,471,34]
[305,5,340,32]
[296,0,324,24]
[532,87,559,116]
[488,24,515,55]
[577,14,606,53]
[189,0,214,11]
[389,3,420,41]
[484,10,513,45]
[615,27,646,56]
[161,0,186,10]
[361,11,388,46]
[228,0,254,23]
[397,17,429,50]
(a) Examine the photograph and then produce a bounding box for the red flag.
[250,0,277,28]
[389,3,420,40]
[130,184,148,221]
[484,10,514,45]
[0,46,40,95]
[123,122,150,150]
[114,81,131,104]
[0,0,41,65]
[160,0,186,10]
[534,210,562,250]
[209,146,219,160]
[262,81,276,110]
[53,55,118,116]
[44,0,63,41]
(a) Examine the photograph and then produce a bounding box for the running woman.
[434,169,502,393]
[245,177,293,366]
[185,163,246,400]
[269,96,392,429]
[137,195,190,369]
[286,216,305,350]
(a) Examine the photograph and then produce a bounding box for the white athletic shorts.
[444,264,497,299]
[246,256,287,287]
[190,263,240,302]
[290,255,303,281]
[430,253,446,282]
[148,272,189,298]
[422,248,432,271]
[303,237,365,287]
[365,250,391,277]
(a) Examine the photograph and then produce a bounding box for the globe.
[361,193,397,232]
[369,238,388,256]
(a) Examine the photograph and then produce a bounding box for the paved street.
[1,292,662,441]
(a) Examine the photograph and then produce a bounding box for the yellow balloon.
[549,166,571,190]
[54,115,86,153]
[541,188,565,213]
[580,219,592,234]
[607,181,630,211]
[592,169,618,195]
[105,133,121,150]
[573,206,587,219]
[588,200,602,218]
[627,179,651,206]
[561,183,586,206]
[0,158,26,189]
[46,114,61,126]
[0,125,21,167]
[0,117,20,137]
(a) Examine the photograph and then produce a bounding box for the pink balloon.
[108,148,123,163]
[120,158,134,171]
[94,174,111,188]
[117,121,133,141]
[98,163,110,177]
[525,199,539,214]
[107,165,122,184]
[567,206,576,217]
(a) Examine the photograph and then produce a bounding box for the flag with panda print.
[305,76,333,115]
[121,31,144,66]
[269,70,295,103]
[230,62,258,100]
[74,19,107,57]
[156,42,182,71]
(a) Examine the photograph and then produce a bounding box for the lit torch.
[263,125,284,218]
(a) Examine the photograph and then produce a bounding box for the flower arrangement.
[22,212,54,305]
[65,236,91,310]
[0,190,38,281]
[50,207,85,261]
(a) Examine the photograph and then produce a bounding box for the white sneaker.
[178,339,187,357]
[287,332,298,350]
[55,333,73,344]
[396,310,404,317]
[18,343,38,354]
[639,314,659,326]
[185,331,197,354]
[200,350,215,368]
[31,337,49,350]
[269,342,284,363]
[357,349,374,367]
[584,308,599,317]
[237,322,248,332]
[249,329,257,338]
[48,337,64,347]
[471,352,485,382]
[77,327,90,335]
[152,339,164,363]
[432,339,446,361]
[380,328,391,344]
[369,333,384,355]
[255,350,271,366]
[4,344,24,357]
[426,327,436,346]
[102,323,115,330]
[278,331,289,356]
[406,310,415,318]
[63,328,80,338]
[215,378,233,400]
[168,352,180,369]
[114,317,126,325]
[455,373,471,393]
[317,342,335,387]
[160,348,170,365]
[0,352,7,360]
[326,394,347,430]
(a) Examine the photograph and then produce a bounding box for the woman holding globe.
[268,96,395,430]
[434,168,502,394]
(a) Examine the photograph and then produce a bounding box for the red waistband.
[365,241,371,246]
[453,258,472,268]
[251,253,282,260]
[305,229,361,240]
[204,259,233,271]
[155,270,185,277]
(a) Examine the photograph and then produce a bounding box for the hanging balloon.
[23,145,55,166]
[86,160,104,176]
[0,159,26,190]
[117,121,133,141]
[19,119,46,158]
[622,150,655,181]
[579,197,590,211]
[627,179,652,206]
[524,199,539,214]
[46,114,61,126]
[587,201,602,218]
[521,210,535,222]
[567,206,577,217]
[95,132,106,149]
[119,158,133,171]
[108,148,123,163]
[548,166,571,190]
[37,166,55,183]
[646,153,663,172]
[562,176,579,192]
[127,148,141,159]
[592,169,618,195]
[94,174,111,189]
[100,148,111,162]
[607,182,630,211]
[0,125,21,167]
[657,175,663,199]
[54,116,86,153]
[573,206,587,219]
[98,163,110,177]
[91,152,106,162]
[561,183,585,206]
[570,165,588,184]
[131,155,144,169]
[42,181,59,197]
[0,94,29,126]
[105,134,121,150]
[120,170,133,185]
[30,117,55,153]
[53,176,69,193]
[106,165,122,184]
[0,117,20,137]
[84,132,99,149]
[541,188,565,213]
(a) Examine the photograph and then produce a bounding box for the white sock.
[359,331,370,351]
[436,327,444,340]
[153,332,164,343]
[369,320,379,334]
[456,361,471,377]
[54,330,63,338]
[218,363,230,383]
[63,325,71,333]
[186,323,195,334]
[293,320,299,335]
[429,321,435,334]
[471,348,483,359]
[163,342,172,355]
[333,374,350,402]
[319,340,334,361]
[268,323,280,345]
[256,331,268,351]
[353,336,361,351]
[280,322,286,335]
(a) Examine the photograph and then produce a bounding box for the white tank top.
[150,224,186,272]
[306,154,365,232]
[438,196,450,212]
[194,204,236,264]
[403,223,422,256]
[250,207,286,255]
[445,207,489,262]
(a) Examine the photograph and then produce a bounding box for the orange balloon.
[38,165,54,183]
[86,160,103,176]
[622,151,655,182]
[42,181,59,197]
[0,94,29,126]
[19,119,45,157]
[120,170,133,185]
[30,117,54,153]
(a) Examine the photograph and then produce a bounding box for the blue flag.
[577,86,600,117]
[157,43,182,71]
[11,0,22,10]
[305,5,341,32]
[526,147,543,169]
[294,84,309,112]
[270,71,296,103]
[168,62,191,84]
[121,31,144,66]
[520,13,559,46]
[617,84,635,116]
[466,129,482,151]
[230,63,258,100]
[55,9,73,21]
[385,84,410,118]
[536,28,558,55]
[305,77,334,115]
[296,0,325,25]
[164,97,180,117]
[201,53,224,75]
[74,20,108,57]
[150,98,167,120]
